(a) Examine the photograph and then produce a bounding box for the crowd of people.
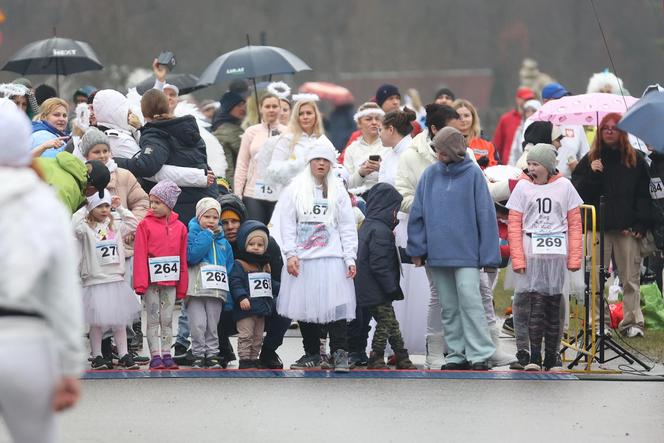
[1,65,659,400]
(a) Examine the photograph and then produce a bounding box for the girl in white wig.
[586,70,626,95]
[277,141,358,372]
[343,102,387,194]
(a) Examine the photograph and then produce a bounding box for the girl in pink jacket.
[133,180,188,370]
[506,144,583,372]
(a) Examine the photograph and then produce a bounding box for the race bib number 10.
[149,256,180,282]
[532,233,567,255]
[248,272,272,298]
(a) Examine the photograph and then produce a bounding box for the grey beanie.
[80,127,110,157]
[430,126,467,162]
[527,143,558,175]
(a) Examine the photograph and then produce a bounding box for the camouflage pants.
[369,302,405,354]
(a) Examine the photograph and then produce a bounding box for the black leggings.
[243,197,276,225]
[299,320,348,355]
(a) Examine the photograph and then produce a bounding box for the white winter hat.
[306,142,337,164]
[93,89,131,132]
[0,98,33,167]
[163,83,179,95]
[86,190,112,211]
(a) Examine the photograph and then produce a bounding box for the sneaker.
[91,355,110,370]
[149,355,164,370]
[162,353,179,370]
[471,361,490,371]
[174,350,195,367]
[502,316,515,336]
[118,353,139,370]
[441,361,470,371]
[320,354,333,370]
[524,354,542,371]
[192,357,206,369]
[290,354,321,369]
[623,326,645,338]
[349,351,369,367]
[510,349,530,370]
[543,354,564,372]
[173,342,189,359]
[239,359,257,369]
[206,356,222,369]
[259,349,283,369]
[333,349,350,373]
[130,350,150,365]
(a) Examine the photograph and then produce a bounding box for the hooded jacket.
[133,209,189,298]
[116,115,219,224]
[355,183,405,308]
[229,221,279,320]
[407,155,501,268]
[186,217,234,301]
[0,168,84,376]
[93,89,139,159]
[572,148,651,234]
[35,151,88,213]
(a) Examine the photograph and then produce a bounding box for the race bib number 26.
[248,272,272,298]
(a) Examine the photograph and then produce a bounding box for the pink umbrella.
[299,82,354,105]
[530,93,637,125]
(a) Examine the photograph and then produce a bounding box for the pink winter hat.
[149,179,181,209]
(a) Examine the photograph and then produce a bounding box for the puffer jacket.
[35,151,88,213]
[186,217,234,301]
[355,183,404,308]
[116,115,219,224]
[212,115,244,185]
[133,209,189,298]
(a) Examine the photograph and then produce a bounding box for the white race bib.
[300,199,329,223]
[148,256,180,282]
[96,239,120,265]
[200,264,229,291]
[650,178,664,200]
[248,272,272,298]
[255,181,275,200]
[531,233,567,255]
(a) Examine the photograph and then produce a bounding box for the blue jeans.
[428,267,494,364]
[176,303,190,348]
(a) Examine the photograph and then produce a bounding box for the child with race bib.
[186,197,234,368]
[74,190,141,370]
[230,221,280,369]
[133,180,188,370]
[507,144,583,371]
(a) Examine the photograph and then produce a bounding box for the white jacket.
[73,206,138,287]
[0,168,85,376]
[279,182,358,266]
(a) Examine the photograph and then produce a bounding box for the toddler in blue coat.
[230,221,280,369]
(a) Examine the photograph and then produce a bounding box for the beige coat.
[107,167,149,255]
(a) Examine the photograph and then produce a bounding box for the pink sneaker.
[149,355,164,370]
[162,353,179,370]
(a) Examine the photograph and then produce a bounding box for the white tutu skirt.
[511,236,569,295]
[277,257,356,323]
[83,281,141,327]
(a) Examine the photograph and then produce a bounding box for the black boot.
[219,335,237,364]
[259,348,283,369]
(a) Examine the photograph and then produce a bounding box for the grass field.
[493,269,664,363]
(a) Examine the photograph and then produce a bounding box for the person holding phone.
[344,102,387,194]
[30,97,71,158]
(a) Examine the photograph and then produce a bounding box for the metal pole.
[598,195,606,363]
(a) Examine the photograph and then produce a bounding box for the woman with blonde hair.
[234,93,287,223]
[30,97,70,158]
[452,99,497,169]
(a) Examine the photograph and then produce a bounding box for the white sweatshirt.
[279,181,358,266]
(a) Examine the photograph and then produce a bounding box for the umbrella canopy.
[618,88,664,152]
[530,92,637,126]
[1,36,103,76]
[134,73,207,95]
[299,82,354,106]
[197,45,311,86]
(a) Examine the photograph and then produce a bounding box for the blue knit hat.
[375,84,400,108]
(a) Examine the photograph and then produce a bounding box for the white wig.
[290,156,341,226]
[587,71,624,94]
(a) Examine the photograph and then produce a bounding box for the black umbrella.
[134,73,208,95]
[1,36,103,93]
[197,42,311,121]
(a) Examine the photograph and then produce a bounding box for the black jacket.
[355,183,404,308]
[572,148,651,234]
[115,115,218,224]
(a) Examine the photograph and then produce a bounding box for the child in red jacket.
[133,180,188,370]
